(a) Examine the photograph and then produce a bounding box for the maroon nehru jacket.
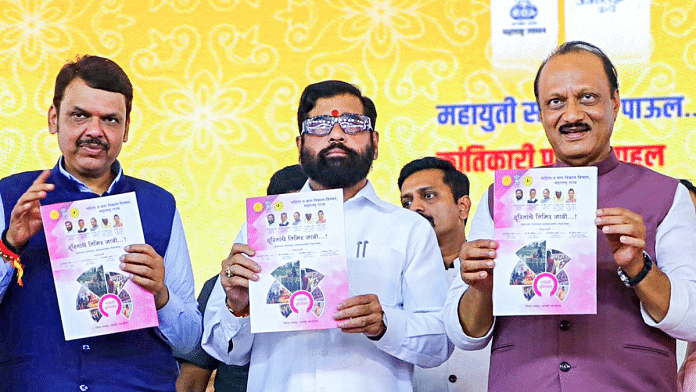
[487,151,679,391]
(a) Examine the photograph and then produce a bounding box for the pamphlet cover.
[493,167,597,316]
[246,189,349,333]
[40,192,158,340]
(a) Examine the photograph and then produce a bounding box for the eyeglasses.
[301,114,373,136]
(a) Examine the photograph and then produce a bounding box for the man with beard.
[515,189,524,203]
[0,55,200,391]
[445,41,696,391]
[398,156,490,392]
[203,80,451,392]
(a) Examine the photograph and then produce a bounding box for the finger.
[225,253,261,274]
[596,207,641,220]
[129,274,156,290]
[120,259,155,278]
[32,170,53,186]
[224,263,259,282]
[124,244,158,257]
[461,270,491,285]
[600,223,644,238]
[461,259,496,273]
[461,244,498,260]
[467,239,498,249]
[337,294,375,310]
[337,314,378,329]
[121,251,158,267]
[334,303,375,320]
[229,243,256,258]
[222,275,252,290]
[619,235,646,248]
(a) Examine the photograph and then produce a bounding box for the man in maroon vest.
[444,41,696,391]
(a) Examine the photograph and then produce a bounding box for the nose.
[563,99,583,123]
[85,117,104,135]
[409,197,425,212]
[327,123,346,142]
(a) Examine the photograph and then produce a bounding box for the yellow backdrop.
[2,0,695,290]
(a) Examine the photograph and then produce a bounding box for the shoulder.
[122,175,176,200]
[0,170,45,188]
[0,170,47,202]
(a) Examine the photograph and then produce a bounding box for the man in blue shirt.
[0,55,200,391]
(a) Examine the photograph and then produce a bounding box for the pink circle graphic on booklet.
[75,265,133,321]
[99,294,122,316]
[508,241,571,303]
[266,261,326,318]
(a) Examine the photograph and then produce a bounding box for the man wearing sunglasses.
[203,80,451,392]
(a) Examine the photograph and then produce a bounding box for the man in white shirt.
[399,156,490,392]
[202,80,451,392]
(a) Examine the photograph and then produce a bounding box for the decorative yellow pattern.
[1,1,695,289]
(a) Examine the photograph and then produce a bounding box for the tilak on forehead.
[331,109,339,117]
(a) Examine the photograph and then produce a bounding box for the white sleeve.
[201,223,254,365]
[371,219,453,368]
[444,189,496,350]
[641,184,696,340]
[157,208,202,353]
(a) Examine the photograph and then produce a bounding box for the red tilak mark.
[331,109,339,117]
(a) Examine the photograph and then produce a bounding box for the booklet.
[492,167,598,316]
[40,192,158,340]
[246,189,349,333]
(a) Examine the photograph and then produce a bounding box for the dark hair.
[680,179,696,195]
[267,164,308,195]
[397,157,470,203]
[53,55,134,120]
[296,80,377,134]
[534,41,618,104]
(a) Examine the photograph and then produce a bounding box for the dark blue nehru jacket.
[0,165,179,392]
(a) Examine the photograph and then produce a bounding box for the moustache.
[417,212,435,227]
[559,122,590,134]
[77,137,109,150]
[319,143,358,159]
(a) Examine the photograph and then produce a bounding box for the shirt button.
[79,385,89,391]
[560,361,571,372]
[81,344,91,352]
[448,375,457,383]
[559,320,571,331]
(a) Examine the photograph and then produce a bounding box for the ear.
[612,89,621,120]
[296,135,303,162]
[48,105,58,135]
[371,131,379,160]
[457,195,471,223]
[123,118,130,143]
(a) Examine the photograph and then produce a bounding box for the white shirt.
[0,159,201,352]
[413,258,491,392]
[202,181,452,392]
[445,184,696,350]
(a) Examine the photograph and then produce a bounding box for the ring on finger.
[225,266,233,278]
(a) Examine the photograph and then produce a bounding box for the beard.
[300,139,375,189]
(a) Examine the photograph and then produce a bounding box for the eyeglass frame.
[300,113,373,136]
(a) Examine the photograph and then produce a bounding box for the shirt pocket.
[348,244,404,307]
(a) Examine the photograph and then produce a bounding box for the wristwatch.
[617,251,652,288]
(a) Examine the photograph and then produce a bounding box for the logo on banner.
[576,0,624,13]
[510,0,538,21]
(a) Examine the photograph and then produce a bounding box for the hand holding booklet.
[245,189,349,333]
[493,167,598,316]
[40,192,158,340]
